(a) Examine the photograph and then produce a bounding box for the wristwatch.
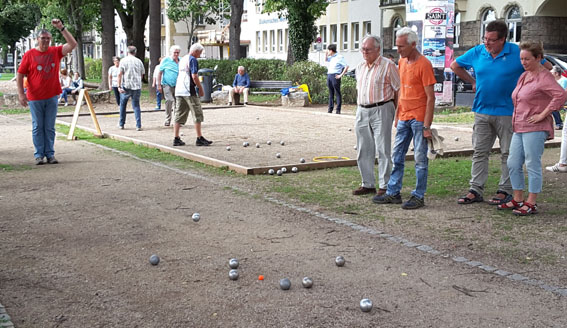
[423,126,430,131]
[60,26,66,32]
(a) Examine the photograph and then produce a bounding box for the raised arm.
[51,19,77,56]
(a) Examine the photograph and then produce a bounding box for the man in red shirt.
[17,19,77,165]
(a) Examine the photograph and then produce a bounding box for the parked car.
[455,67,475,92]
[544,53,567,78]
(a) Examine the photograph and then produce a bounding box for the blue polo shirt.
[233,72,250,88]
[327,53,348,75]
[159,56,179,87]
[456,42,524,116]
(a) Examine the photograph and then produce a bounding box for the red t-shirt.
[18,46,64,101]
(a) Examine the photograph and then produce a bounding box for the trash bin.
[198,68,214,103]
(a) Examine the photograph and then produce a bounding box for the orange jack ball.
[258,275,264,281]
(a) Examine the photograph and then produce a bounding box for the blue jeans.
[29,96,59,159]
[507,131,548,194]
[386,119,429,199]
[119,88,142,128]
[112,87,120,105]
[327,74,342,113]
[60,88,73,103]
[155,89,162,109]
[552,110,563,127]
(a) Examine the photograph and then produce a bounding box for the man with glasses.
[17,18,77,165]
[352,35,400,197]
[157,45,181,126]
[451,20,552,206]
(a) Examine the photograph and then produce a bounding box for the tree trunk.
[229,0,244,60]
[286,42,295,66]
[115,0,149,71]
[100,0,115,90]
[68,0,85,78]
[148,0,161,99]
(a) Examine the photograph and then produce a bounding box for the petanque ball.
[335,255,345,267]
[149,254,160,265]
[229,258,239,269]
[300,158,306,163]
[280,141,285,146]
[360,299,373,312]
[292,167,298,173]
[229,269,239,280]
[268,169,275,175]
[276,170,282,176]
[348,128,352,131]
[276,153,281,158]
[454,137,459,141]
[279,278,291,290]
[226,146,231,151]
[281,167,287,173]
[192,212,201,222]
[354,145,357,150]
[267,141,272,145]
[256,143,260,148]
[243,142,248,147]
[302,277,313,288]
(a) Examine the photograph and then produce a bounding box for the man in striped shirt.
[117,46,145,131]
[352,35,400,197]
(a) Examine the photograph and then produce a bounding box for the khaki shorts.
[174,96,203,124]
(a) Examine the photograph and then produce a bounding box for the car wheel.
[457,81,465,92]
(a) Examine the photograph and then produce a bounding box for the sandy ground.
[1,84,567,327]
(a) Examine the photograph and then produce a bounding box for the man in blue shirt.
[157,45,180,126]
[326,44,349,114]
[451,20,552,205]
[229,66,250,105]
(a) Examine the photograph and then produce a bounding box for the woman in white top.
[546,66,567,173]
[59,69,72,106]
[108,56,120,105]
[70,72,84,105]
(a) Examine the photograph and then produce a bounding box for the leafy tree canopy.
[0,1,41,50]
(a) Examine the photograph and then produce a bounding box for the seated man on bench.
[229,66,250,106]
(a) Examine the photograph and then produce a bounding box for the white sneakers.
[545,163,567,173]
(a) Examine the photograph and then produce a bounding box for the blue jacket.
[233,73,250,88]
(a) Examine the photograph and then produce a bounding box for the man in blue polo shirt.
[326,44,349,114]
[451,20,552,205]
[157,45,181,126]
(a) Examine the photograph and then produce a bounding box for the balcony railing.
[380,0,405,7]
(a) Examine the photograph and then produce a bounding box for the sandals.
[457,189,483,204]
[512,202,538,216]
[488,190,513,205]
[497,199,522,210]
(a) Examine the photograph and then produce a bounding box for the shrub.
[84,57,102,81]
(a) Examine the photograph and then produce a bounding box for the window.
[363,21,371,36]
[341,24,348,50]
[285,29,289,52]
[352,22,360,50]
[263,31,268,52]
[453,12,461,48]
[256,0,263,14]
[392,17,403,49]
[256,31,261,52]
[506,6,522,43]
[270,30,275,52]
[278,29,283,52]
[330,24,337,44]
[196,14,204,26]
[320,25,328,50]
[160,9,165,26]
[480,8,496,42]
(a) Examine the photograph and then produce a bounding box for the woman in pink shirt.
[498,41,567,215]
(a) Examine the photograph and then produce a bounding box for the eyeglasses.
[482,37,501,44]
[39,37,51,41]
[361,47,377,53]
[173,52,180,54]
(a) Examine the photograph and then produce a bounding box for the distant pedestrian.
[152,56,164,110]
[70,71,84,105]
[157,45,181,126]
[108,56,120,105]
[117,46,145,131]
[17,18,77,165]
[172,43,213,147]
[372,27,436,210]
[325,44,349,114]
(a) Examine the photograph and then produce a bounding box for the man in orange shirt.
[373,27,436,209]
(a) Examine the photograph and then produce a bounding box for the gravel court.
[1,115,566,327]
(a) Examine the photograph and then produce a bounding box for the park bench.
[249,80,293,95]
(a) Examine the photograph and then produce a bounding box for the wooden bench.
[249,80,293,95]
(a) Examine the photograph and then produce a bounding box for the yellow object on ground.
[312,156,350,162]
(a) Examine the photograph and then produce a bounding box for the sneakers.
[401,195,425,210]
[244,102,248,105]
[352,186,376,195]
[556,124,563,130]
[164,122,170,127]
[545,163,567,173]
[46,157,58,164]
[35,157,44,165]
[64,102,68,107]
[228,102,232,106]
[196,136,213,146]
[118,125,124,129]
[136,127,142,131]
[173,137,185,146]
[372,193,402,204]
[154,107,161,111]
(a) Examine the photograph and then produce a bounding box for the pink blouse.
[512,69,567,139]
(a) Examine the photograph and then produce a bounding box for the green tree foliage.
[0,1,41,55]
[262,0,328,63]
[167,0,230,51]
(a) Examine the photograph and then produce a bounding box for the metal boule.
[149,254,160,265]
[229,269,239,280]
[300,158,305,163]
[302,277,313,288]
[226,146,231,151]
[276,153,281,158]
[267,140,272,145]
[256,143,260,148]
[292,167,298,173]
[276,170,282,176]
[268,169,275,175]
[335,255,345,267]
[229,258,239,269]
[360,299,373,312]
[279,278,291,290]
[281,167,287,173]
[280,141,285,146]
[192,212,201,222]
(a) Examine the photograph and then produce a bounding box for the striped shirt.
[355,56,400,106]
[119,55,145,90]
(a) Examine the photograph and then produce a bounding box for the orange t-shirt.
[397,55,436,122]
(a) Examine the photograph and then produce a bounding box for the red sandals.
[497,199,522,210]
[512,202,538,216]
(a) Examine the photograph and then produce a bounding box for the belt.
[359,100,393,108]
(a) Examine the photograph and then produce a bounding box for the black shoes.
[46,157,58,164]
[35,157,44,165]
[173,137,185,146]
[196,136,213,146]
